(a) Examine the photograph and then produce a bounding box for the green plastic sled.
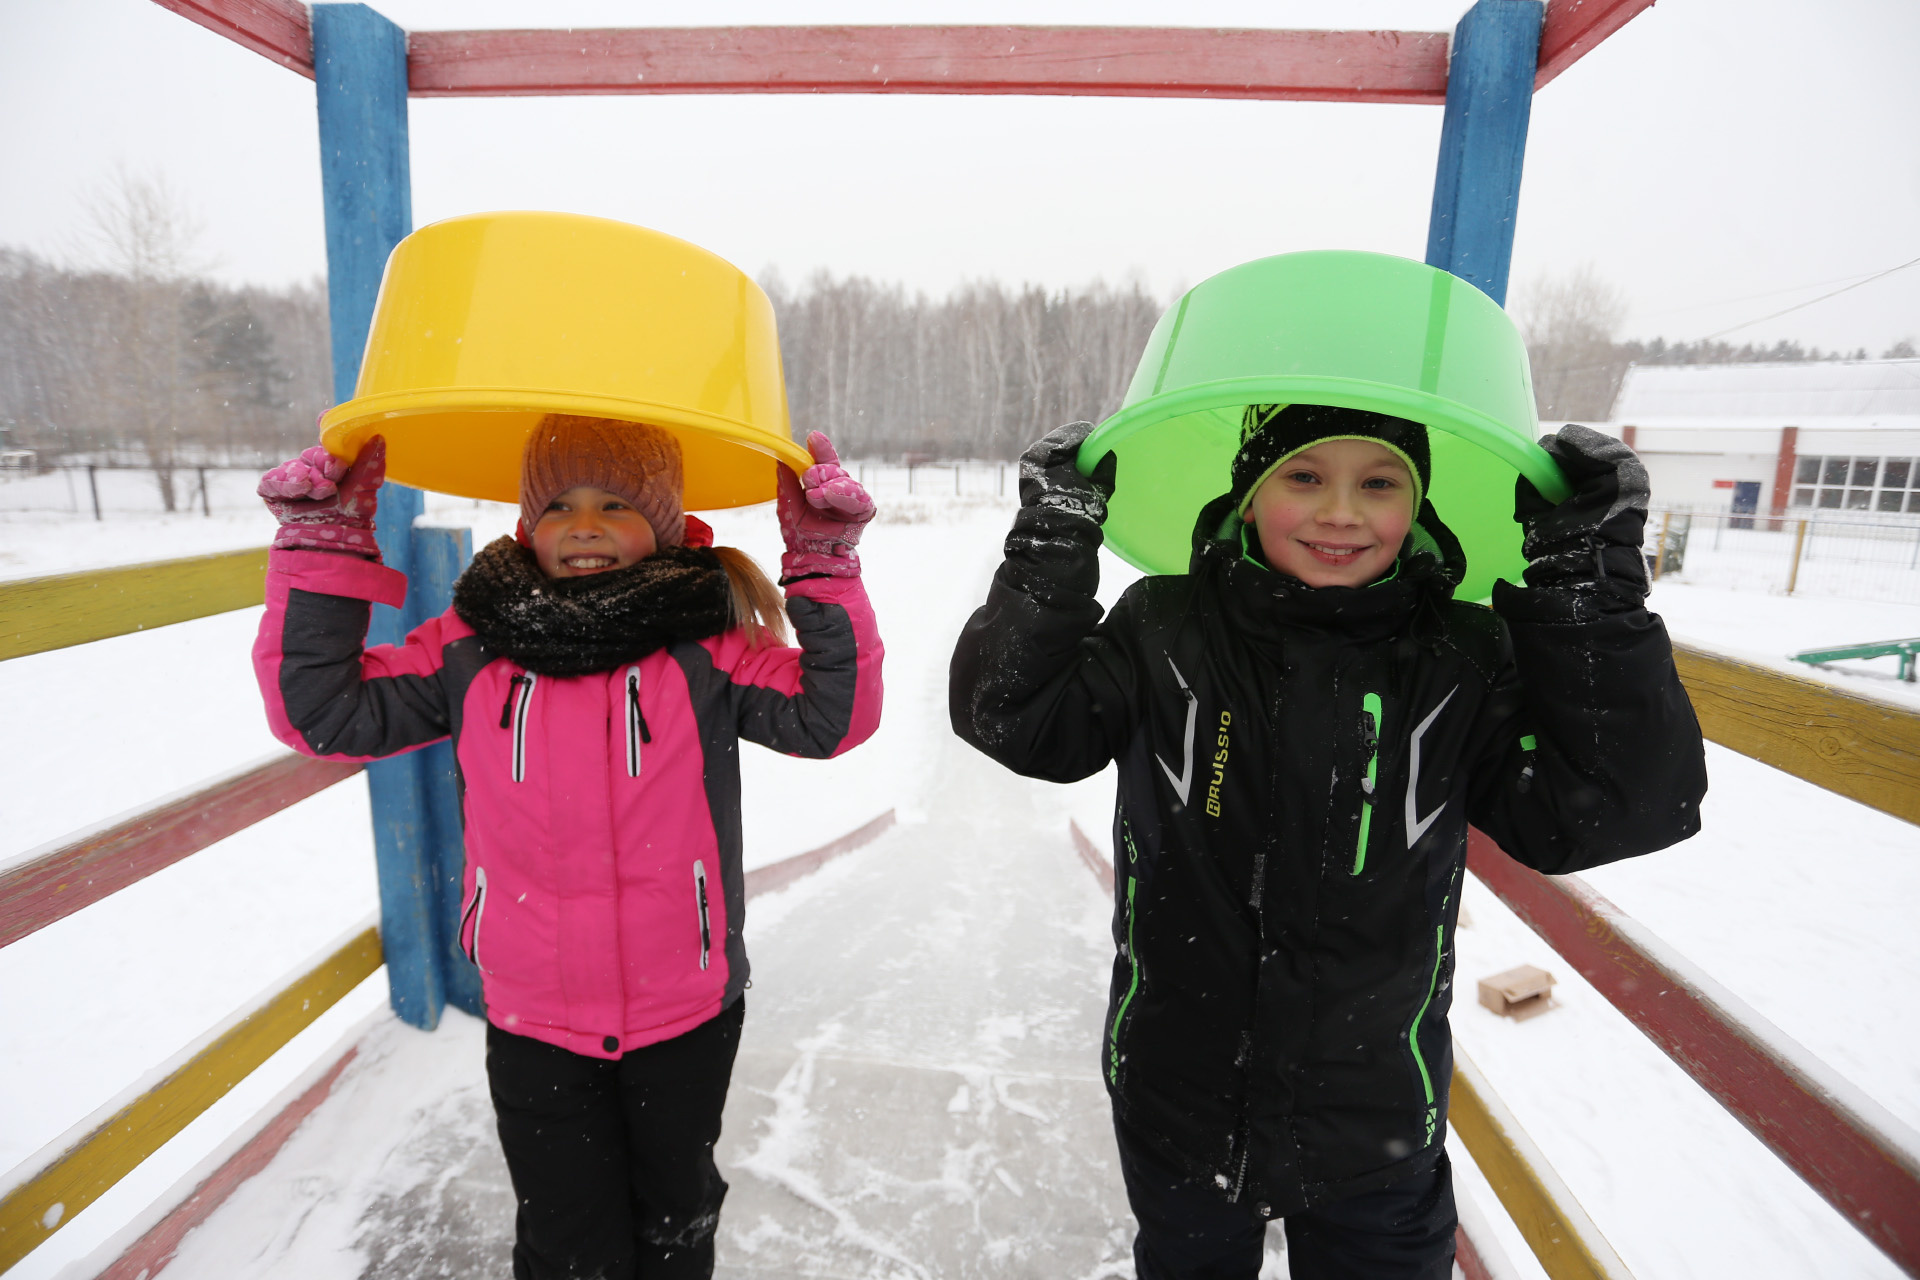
[1078,251,1570,603]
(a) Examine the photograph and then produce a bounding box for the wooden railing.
[0,926,383,1263]
[1448,1050,1632,1280]
[0,549,378,1271]
[1673,641,1920,827]
[0,548,269,662]
[1445,650,1920,1276]
[0,753,362,950]
[154,0,1655,102]
[1467,831,1920,1275]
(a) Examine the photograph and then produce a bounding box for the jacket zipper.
[505,673,537,782]
[1107,821,1143,1087]
[461,866,489,970]
[1352,692,1383,875]
[692,860,712,970]
[624,665,651,778]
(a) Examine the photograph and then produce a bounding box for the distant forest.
[761,270,1162,461]
[5,245,1913,506]
[0,247,332,507]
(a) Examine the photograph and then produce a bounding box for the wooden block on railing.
[1478,964,1556,1021]
[0,547,270,662]
[1673,641,1920,827]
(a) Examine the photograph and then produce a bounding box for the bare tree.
[76,169,207,509]
[1513,264,1630,422]
[0,243,329,471]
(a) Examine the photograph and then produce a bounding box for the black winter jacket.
[949,494,1706,1219]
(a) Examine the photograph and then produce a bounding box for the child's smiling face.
[1244,439,1417,588]
[532,485,658,578]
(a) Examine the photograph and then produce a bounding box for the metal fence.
[0,465,267,518]
[1646,508,1920,605]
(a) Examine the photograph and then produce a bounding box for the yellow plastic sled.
[318,211,810,510]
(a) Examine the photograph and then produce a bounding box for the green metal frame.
[1792,639,1920,683]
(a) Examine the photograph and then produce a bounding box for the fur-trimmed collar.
[451,536,733,677]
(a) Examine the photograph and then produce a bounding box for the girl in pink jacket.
[253,415,882,1279]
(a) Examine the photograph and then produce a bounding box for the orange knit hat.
[519,415,684,551]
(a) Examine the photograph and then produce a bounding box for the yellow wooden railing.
[0,548,269,662]
[1449,1051,1632,1280]
[1673,641,1920,827]
[0,547,381,1273]
[0,927,382,1265]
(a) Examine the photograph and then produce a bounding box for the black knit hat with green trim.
[1231,403,1431,514]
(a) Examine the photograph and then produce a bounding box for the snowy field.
[3,484,1918,1278]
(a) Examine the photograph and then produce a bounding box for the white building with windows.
[1603,359,1920,517]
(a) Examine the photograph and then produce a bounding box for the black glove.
[1018,421,1117,525]
[1514,424,1650,592]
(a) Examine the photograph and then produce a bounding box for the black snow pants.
[1115,1114,1457,1280]
[486,999,745,1280]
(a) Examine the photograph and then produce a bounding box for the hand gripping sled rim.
[318,211,812,510]
[1077,251,1572,603]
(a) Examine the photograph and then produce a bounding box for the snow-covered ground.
[3,486,1917,1278]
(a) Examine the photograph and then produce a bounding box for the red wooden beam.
[406,25,1450,104]
[1535,0,1658,89]
[96,1043,359,1280]
[0,753,361,951]
[743,809,896,899]
[148,0,312,78]
[1467,828,1920,1273]
[145,6,1648,101]
[1453,1225,1495,1280]
[1068,819,1116,894]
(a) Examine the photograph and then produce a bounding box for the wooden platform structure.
[5,2,1920,1277]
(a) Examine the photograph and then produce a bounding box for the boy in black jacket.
[949,405,1706,1279]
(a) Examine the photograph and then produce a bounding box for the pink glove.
[778,431,876,580]
[258,437,386,557]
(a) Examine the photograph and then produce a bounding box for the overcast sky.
[3,0,1916,351]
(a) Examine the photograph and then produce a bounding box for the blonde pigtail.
[711,545,792,648]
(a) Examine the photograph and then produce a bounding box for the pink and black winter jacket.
[253,547,883,1059]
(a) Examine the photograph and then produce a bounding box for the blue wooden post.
[313,3,443,1029]
[1425,0,1544,307]
[413,524,484,1018]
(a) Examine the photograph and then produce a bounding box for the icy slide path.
[716,736,1134,1278]
[155,737,1140,1279]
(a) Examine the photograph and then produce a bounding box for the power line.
[1635,265,1904,318]
[1701,254,1920,341]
